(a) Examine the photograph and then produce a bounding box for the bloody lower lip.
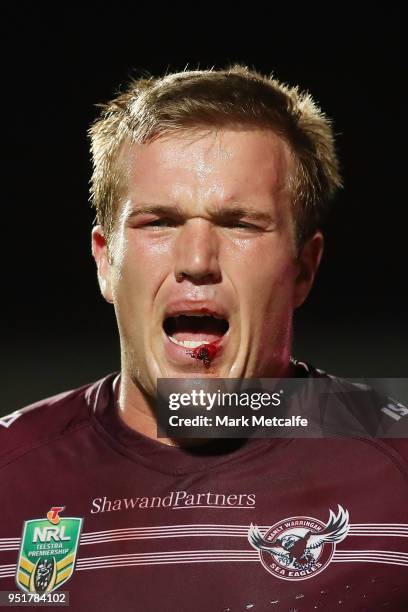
[162,331,226,368]
[187,341,221,367]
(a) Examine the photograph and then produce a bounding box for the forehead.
[120,128,294,208]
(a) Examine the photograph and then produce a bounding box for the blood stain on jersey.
[248,505,349,581]
[16,506,83,594]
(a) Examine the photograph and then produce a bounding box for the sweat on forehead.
[113,128,294,225]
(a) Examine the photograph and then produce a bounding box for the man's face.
[93,128,322,396]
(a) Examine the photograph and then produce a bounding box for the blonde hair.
[89,65,341,248]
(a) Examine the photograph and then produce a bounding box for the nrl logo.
[248,505,349,580]
[16,506,83,594]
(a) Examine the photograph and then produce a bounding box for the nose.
[174,218,221,284]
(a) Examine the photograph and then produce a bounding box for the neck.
[116,358,297,447]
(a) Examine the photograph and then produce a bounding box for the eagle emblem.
[248,505,349,580]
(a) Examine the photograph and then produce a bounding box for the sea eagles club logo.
[248,505,349,580]
[16,506,83,594]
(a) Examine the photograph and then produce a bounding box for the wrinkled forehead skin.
[110,127,297,248]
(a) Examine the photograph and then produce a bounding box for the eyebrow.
[125,203,275,224]
[126,204,183,219]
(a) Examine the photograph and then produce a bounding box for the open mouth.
[163,314,229,348]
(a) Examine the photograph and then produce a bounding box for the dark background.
[2,8,406,416]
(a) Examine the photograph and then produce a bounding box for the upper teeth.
[168,337,210,348]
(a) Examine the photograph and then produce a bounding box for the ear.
[293,231,324,308]
[91,226,113,303]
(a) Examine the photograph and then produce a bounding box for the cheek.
[228,242,296,307]
[113,233,171,298]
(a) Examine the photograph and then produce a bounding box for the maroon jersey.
[0,367,407,611]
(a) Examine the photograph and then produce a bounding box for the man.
[0,66,407,610]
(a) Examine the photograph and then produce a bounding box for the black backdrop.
[2,8,406,416]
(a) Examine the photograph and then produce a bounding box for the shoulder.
[301,362,408,463]
[0,374,116,467]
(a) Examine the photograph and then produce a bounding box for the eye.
[144,218,179,228]
[222,220,260,231]
[236,222,257,229]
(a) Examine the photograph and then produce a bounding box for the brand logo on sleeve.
[0,411,22,428]
[16,506,83,593]
[248,505,349,580]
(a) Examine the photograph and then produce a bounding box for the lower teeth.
[168,337,210,348]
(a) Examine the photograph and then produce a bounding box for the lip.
[163,300,230,321]
[162,327,230,367]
